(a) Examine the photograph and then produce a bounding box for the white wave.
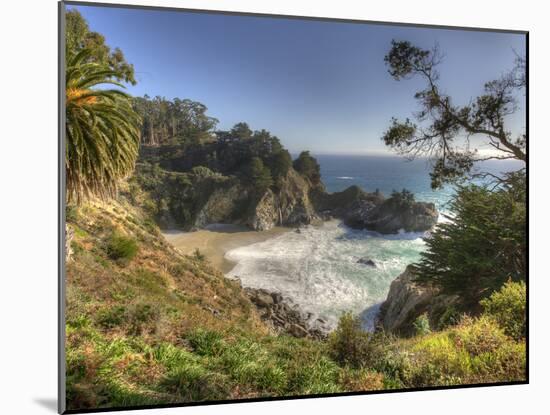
[225,220,426,330]
[336,176,354,180]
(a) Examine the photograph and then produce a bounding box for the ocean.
[225,155,523,330]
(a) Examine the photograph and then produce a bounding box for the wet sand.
[163,224,290,273]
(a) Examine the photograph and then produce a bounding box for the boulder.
[377,266,458,336]
[357,258,377,267]
[244,287,329,340]
[288,323,309,338]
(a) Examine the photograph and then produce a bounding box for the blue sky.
[70,4,526,155]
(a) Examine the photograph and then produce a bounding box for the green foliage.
[375,315,525,388]
[186,329,225,356]
[193,248,206,262]
[328,313,372,368]
[382,40,526,188]
[413,179,526,306]
[132,96,218,145]
[66,9,136,84]
[66,205,79,223]
[481,281,526,340]
[97,306,126,329]
[230,122,253,140]
[246,157,273,193]
[293,151,321,184]
[65,49,140,204]
[387,188,415,210]
[106,233,138,262]
[413,313,431,336]
[190,166,216,178]
[267,149,293,182]
[437,306,461,330]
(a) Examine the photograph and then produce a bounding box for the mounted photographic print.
[59,1,528,413]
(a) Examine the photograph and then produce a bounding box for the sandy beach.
[163,224,290,273]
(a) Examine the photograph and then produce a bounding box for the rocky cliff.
[377,266,458,336]
[313,186,438,234]
[136,161,438,234]
[247,168,320,231]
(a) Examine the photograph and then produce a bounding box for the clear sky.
[70,4,526,155]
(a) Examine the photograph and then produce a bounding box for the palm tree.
[65,49,141,204]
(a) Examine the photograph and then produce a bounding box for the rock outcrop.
[247,169,320,231]
[244,286,330,340]
[313,186,438,234]
[377,266,458,336]
[192,181,249,229]
[346,199,438,234]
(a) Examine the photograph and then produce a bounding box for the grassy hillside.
[65,184,526,411]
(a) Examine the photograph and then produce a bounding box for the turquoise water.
[225,155,523,329]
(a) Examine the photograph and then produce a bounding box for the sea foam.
[225,220,427,330]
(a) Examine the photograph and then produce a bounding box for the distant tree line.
[132,96,219,146]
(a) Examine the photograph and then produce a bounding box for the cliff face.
[191,180,249,229]
[345,199,438,234]
[248,168,319,231]
[377,267,458,336]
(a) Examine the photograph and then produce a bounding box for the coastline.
[163,224,291,273]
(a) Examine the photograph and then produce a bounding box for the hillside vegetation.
[65,185,526,410]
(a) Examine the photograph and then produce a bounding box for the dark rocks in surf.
[357,258,377,267]
[244,287,329,340]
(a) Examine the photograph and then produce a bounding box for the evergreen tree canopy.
[246,157,273,193]
[412,173,526,305]
[293,151,321,184]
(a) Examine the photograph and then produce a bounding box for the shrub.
[413,313,431,336]
[328,313,372,368]
[106,233,138,262]
[452,315,509,356]
[128,303,159,335]
[437,306,461,330]
[480,280,526,340]
[97,306,126,329]
[339,370,385,391]
[191,165,216,178]
[193,248,205,262]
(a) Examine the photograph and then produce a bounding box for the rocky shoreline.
[242,285,331,340]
